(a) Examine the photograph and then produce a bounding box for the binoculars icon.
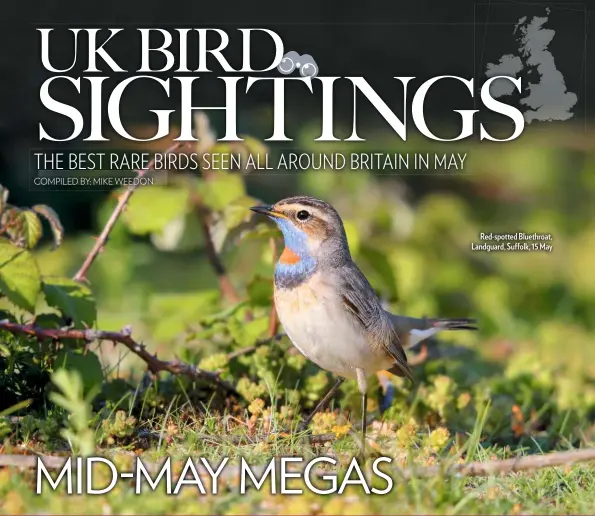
[277,51,319,78]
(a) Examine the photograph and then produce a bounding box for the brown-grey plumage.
[250,195,478,447]
[337,260,413,381]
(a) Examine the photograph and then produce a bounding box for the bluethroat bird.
[251,196,477,445]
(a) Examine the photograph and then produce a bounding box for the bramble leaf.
[4,209,43,249]
[0,238,41,312]
[54,350,104,397]
[42,277,97,327]
[228,315,269,347]
[197,172,245,211]
[32,204,64,249]
[123,187,189,235]
[150,212,204,252]
[223,196,259,230]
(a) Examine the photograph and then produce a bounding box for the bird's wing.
[335,262,413,381]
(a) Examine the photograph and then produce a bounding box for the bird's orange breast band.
[279,247,301,264]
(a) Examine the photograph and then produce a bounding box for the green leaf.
[101,379,133,405]
[247,275,273,307]
[241,135,269,159]
[205,195,261,253]
[198,301,248,325]
[150,212,205,252]
[0,238,41,312]
[0,399,33,417]
[147,290,221,340]
[2,208,42,249]
[123,187,189,235]
[49,368,96,456]
[42,277,96,327]
[19,210,42,248]
[228,316,269,347]
[223,196,259,230]
[197,172,245,211]
[33,313,65,329]
[54,349,104,396]
[50,369,82,401]
[32,204,64,249]
[235,136,269,172]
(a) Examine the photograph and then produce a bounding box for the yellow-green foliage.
[1,126,595,514]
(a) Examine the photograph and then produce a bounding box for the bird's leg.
[299,377,344,432]
[356,368,368,461]
[361,392,367,446]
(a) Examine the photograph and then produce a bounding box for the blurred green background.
[13,122,595,394]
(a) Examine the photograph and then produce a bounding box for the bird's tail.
[405,317,478,349]
[429,318,478,331]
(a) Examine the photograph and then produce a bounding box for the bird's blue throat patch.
[272,217,317,289]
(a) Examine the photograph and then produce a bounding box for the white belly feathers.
[273,272,393,379]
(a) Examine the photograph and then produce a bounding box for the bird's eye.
[296,210,311,221]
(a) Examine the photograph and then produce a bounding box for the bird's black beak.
[249,205,273,215]
[250,204,288,220]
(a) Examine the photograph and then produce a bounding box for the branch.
[0,319,238,397]
[186,111,242,305]
[72,141,188,283]
[402,448,595,479]
[0,454,67,470]
[195,202,241,304]
[267,237,280,337]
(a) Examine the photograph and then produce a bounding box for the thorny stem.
[0,319,238,397]
[61,139,244,397]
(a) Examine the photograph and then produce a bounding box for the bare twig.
[4,448,595,480]
[186,112,242,305]
[267,237,280,337]
[0,454,67,470]
[266,307,278,336]
[0,319,238,397]
[195,202,241,304]
[72,141,188,283]
[400,448,595,479]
